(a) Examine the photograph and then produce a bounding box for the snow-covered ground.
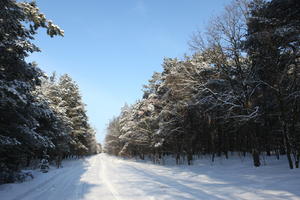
[0,154,300,200]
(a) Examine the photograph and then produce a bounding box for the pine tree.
[0,0,63,183]
[245,0,300,168]
[58,74,94,157]
[34,74,72,161]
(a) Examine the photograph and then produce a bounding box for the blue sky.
[28,0,231,143]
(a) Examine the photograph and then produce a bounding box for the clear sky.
[28,0,231,143]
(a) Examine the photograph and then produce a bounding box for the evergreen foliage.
[0,0,97,184]
[104,0,300,169]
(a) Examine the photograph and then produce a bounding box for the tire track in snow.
[11,168,69,200]
[10,160,84,200]
[99,155,122,200]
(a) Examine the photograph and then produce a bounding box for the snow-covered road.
[1,154,300,200]
[0,155,117,200]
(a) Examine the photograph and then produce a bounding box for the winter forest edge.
[0,0,100,184]
[1,0,300,186]
[104,0,300,170]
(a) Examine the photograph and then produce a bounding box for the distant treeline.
[0,0,99,184]
[104,0,300,169]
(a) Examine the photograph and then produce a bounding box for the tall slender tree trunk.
[278,95,294,169]
[252,149,260,167]
[295,152,300,168]
[282,123,294,169]
[252,124,261,167]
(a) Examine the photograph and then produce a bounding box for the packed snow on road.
[0,154,299,200]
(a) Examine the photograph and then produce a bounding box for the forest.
[104,0,300,169]
[0,0,99,184]
[0,0,299,187]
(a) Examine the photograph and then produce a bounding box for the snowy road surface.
[1,154,300,200]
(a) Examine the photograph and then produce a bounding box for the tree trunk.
[252,124,261,167]
[276,149,280,160]
[187,152,193,165]
[211,153,215,162]
[224,151,228,159]
[282,122,294,169]
[295,153,299,168]
[176,153,180,165]
[252,149,261,167]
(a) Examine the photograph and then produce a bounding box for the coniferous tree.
[245,0,300,168]
[104,0,300,169]
[34,74,72,162]
[0,0,63,183]
[58,74,96,157]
